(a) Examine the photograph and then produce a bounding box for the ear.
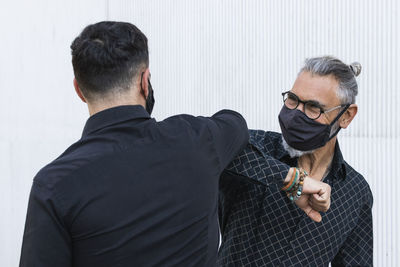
[339,104,357,129]
[140,68,151,98]
[73,78,87,103]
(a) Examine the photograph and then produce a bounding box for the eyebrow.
[289,91,327,108]
[307,100,326,108]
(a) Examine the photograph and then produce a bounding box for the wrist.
[284,167,295,184]
[282,167,308,202]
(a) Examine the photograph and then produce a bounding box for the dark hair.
[71,21,149,100]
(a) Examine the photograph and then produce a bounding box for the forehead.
[291,71,341,106]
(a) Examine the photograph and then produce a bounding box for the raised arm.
[222,141,331,222]
[204,109,249,172]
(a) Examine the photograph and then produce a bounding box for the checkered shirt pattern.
[218,130,373,267]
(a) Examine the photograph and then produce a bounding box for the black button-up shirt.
[20,105,248,267]
[218,130,373,266]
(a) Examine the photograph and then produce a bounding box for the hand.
[295,177,331,222]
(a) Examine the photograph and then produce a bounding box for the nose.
[296,102,305,112]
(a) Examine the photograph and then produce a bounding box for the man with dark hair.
[218,56,373,266]
[70,22,151,105]
[19,22,331,267]
[19,21,250,267]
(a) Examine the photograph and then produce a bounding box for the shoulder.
[249,130,281,144]
[155,114,212,144]
[158,114,202,133]
[230,130,283,167]
[33,141,98,192]
[248,130,283,157]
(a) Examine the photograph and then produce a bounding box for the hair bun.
[349,62,362,77]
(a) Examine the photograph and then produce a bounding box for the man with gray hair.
[218,56,373,266]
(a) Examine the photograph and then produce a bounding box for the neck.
[86,90,145,116]
[298,137,336,180]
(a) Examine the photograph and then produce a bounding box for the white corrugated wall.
[0,0,398,266]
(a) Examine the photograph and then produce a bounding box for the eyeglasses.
[282,91,348,120]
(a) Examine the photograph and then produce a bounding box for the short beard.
[281,136,316,158]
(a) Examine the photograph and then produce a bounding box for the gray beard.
[281,136,316,158]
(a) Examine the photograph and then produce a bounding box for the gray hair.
[300,56,361,104]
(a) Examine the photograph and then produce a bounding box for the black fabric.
[19,105,249,267]
[218,130,373,266]
[145,79,155,115]
[278,105,348,151]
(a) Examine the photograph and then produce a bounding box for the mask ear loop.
[327,104,351,140]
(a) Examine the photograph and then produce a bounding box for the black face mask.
[141,73,155,115]
[278,105,349,151]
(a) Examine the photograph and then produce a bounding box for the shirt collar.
[276,139,347,180]
[81,105,150,138]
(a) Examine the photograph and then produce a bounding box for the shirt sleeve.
[19,181,72,267]
[331,190,374,267]
[224,142,291,189]
[205,109,249,172]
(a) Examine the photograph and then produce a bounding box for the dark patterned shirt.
[218,130,373,266]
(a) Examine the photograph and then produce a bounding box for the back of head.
[71,21,149,101]
[300,56,362,104]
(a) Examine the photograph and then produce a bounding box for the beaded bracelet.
[286,169,298,192]
[281,167,297,191]
[287,168,308,202]
[288,172,304,201]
